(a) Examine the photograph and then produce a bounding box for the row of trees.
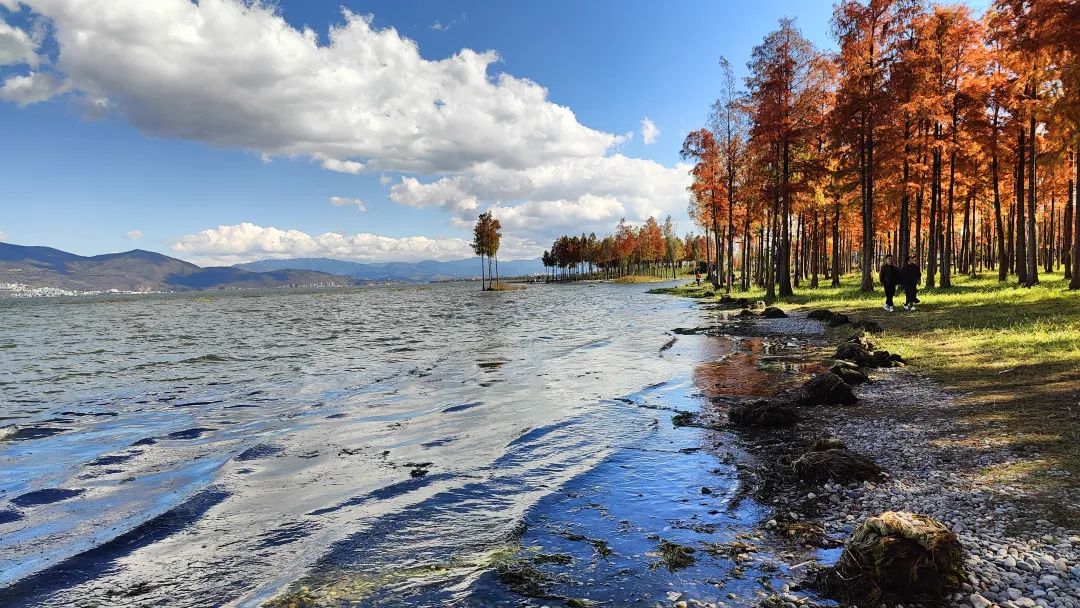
[681,0,1080,299]
[540,217,711,281]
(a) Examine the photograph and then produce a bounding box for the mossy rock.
[823,511,965,603]
[729,399,799,429]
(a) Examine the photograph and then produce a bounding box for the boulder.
[729,399,799,429]
[736,308,756,318]
[827,511,965,603]
[790,442,883,483]
[829,362,869,385]
[806,309,834,321]
[761,306,788,318]
[795,372,857,406]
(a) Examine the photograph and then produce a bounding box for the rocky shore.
[704,308,1080,608]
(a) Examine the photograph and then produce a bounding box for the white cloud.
[171,222,504,265]
[329,196,366,211]
[430,13,465,32]
[0,17,38,67]
[0,71,69,106]
[390,154,691,235]
[0,230,8,241]
[4,2,692,245]
[641,117,660,144]
[6,0,615,174]
[126,229,143,241]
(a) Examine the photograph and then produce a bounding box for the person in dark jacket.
[879,255,901,312]
[900,256,922,310]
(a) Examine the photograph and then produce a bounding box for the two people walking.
[879,254,921,312]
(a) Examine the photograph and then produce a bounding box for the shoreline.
[659,291,1080,607]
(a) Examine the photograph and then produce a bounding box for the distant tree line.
[541,216,716,281]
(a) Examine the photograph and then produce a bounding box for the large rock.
[728,399,799,429]
[826,511,965,603]
[790,441,882,483]
[806,309,834,321]
[795,372,857,406]
[761,306,788,318]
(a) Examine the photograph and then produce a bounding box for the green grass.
[665,273,1080,496]
[611,274,676,284]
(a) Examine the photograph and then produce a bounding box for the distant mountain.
[0,242,355,294]
[235,257,545,282]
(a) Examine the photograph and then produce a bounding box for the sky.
[0,0,985,266]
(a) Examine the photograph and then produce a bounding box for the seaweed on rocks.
[761,307,788,319]
[728,399,799,429]
[833,334,904,368]
[828,361,869,386]
[794,372,858,406]
[814,511,965,605]
[787,441,883,484]
[650,539,696,572]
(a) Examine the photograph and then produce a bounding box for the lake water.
[0,282,816,606]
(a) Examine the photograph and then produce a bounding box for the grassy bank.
[610,274,677,284]
[659,275,1080,498]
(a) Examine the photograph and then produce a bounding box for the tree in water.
[471,211,502,290]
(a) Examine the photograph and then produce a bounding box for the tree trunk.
[1065,159,1074,280]
[1016,124,1028,284]
[926,123,941,289]
[992,118,1007,280]
[1026,103,1039,286]
[1072,142,1080,290]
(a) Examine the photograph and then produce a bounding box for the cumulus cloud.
[126,229,143,241]
[641,117,660,144]
[0,17,38,67]
[4,0,615,174]
[390,154,690,234]
[170,222,530,265]
[3,1,692,246]
[329,196,367,211]
[0,230,8,241]
[0,71,69,106]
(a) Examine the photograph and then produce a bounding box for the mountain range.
[234,257,545,282]
[0,242,354,294]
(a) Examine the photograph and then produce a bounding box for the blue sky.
[0,0,982,265]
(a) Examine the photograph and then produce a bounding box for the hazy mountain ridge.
[234,257,545,282]
[0,242,355,293]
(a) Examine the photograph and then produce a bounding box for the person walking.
[900,256,922,310]
[879,254,901,312]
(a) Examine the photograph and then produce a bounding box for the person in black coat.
[900,256,922,310]
[879,254,901,312]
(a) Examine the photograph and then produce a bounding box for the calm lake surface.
[0,282,815,606]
